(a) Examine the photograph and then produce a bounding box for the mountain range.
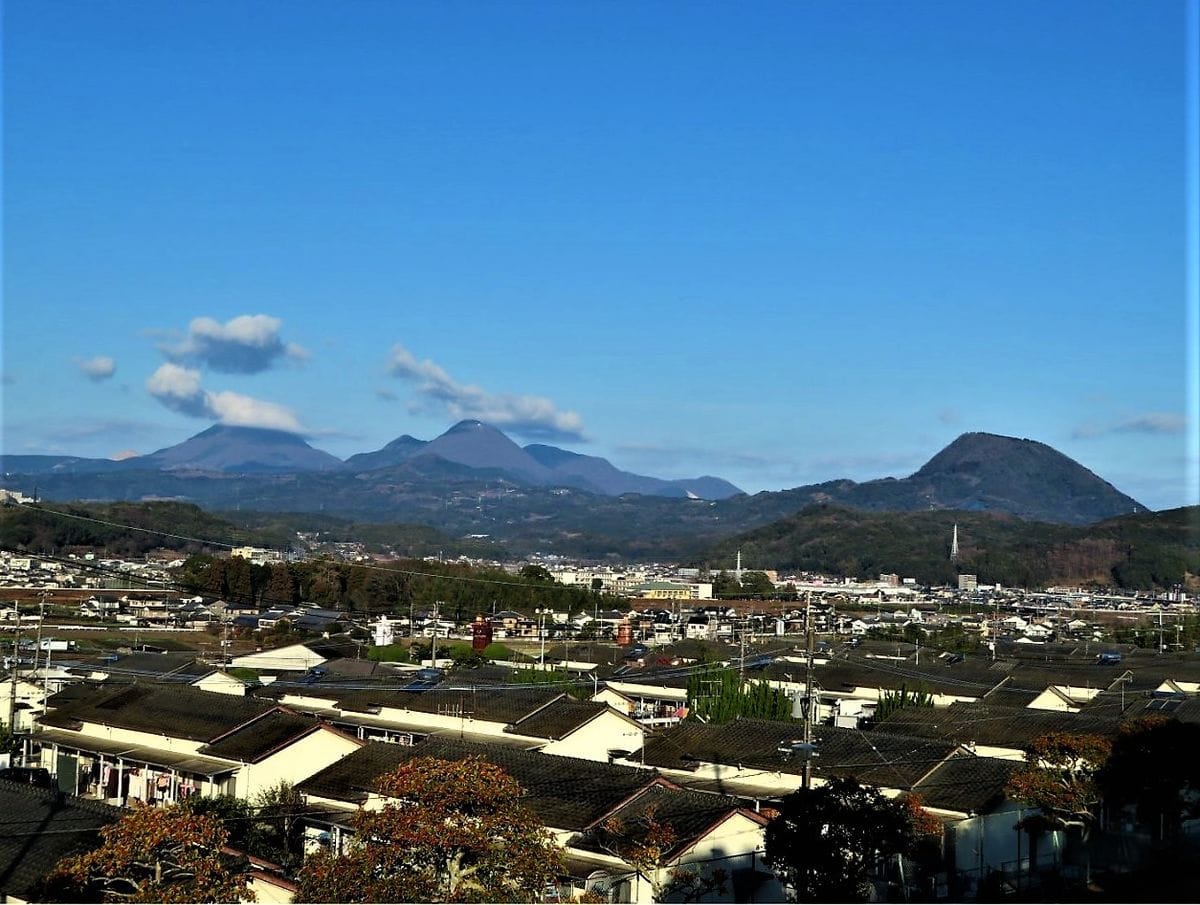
[1,420,742,499]
[0,425,1148,557]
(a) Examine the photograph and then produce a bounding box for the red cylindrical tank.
[616,617,634,646]
[472,614,494,651]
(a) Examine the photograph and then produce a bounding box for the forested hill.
[0,502,498,562]
[696,505,1200,591]
[0,501,263,558]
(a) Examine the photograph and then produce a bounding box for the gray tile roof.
[641,718,959,790]
[334,686,566,724]
[571,783,756,860]
[911,753,1022,815]
[73,652,215,682]
[809,658,1003,700]
[40,683,286,743]
[200,710,325,762]
[871,701,1120,749]
[507,698,612,740]
[297,737,659,831]
[0,780,121,901]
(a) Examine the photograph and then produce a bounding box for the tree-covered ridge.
[0,501,263,557]
[176,553,622,617]
[212,510,506,559]
[0,501,502,562]
[698,505,1200,591]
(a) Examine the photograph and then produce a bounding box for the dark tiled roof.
[444,664,523,685]
[45,682,110,710]
[641,718,958,790]
[572,784,753,859]
[304,636,362,660]
[912,753,1022,815]
[980,678,1040,708]
[0,780,122,900]
[811,658,1001,700]
[607,665,691,690]
[319,658,403,679]
[508,699,611,740]
[200,710,324,762]
[72,652,214,681]
[40,683,284,743]
[334,686,565,723]
[1123,695,1200,724]
[871,702,1120,749]
[297,737,658,831]
[1003,664,1126,692]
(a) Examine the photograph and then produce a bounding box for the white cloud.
[205,390,303,432]
[146,363,303,432]
[1073,412,1186,439]
[77,355,116,381]
[165,314,308,374]
[386,344,584,441]
[1113,413,1186,435]
[147,364,209,418]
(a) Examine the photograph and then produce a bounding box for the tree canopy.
[1005,731,1112,836]
[44,803,251,903]
[764,776,924,902]
[1099,717,1200,844]
[294,756,563,903]
[685,664,794,724]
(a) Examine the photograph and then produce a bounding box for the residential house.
[268,683,645,760]
[0,778,122,904]
[639,717,1062,892]
[295,737,782,904]
[30,684,362,805]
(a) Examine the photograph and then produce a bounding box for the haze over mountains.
[1,419,743,500]
[0,425,1148,559]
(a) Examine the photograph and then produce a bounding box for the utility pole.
[739,614,747,681]
[33,594,45,680]
[430,601,440,667]
[803,592,816,790]
[8,616,20,751]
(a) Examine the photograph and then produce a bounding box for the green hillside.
[696,505,1200,591]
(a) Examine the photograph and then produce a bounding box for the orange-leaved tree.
[43,803,251,903]
[295,755,563,903]
[594,804,728,902]
[1005,731,1112,837]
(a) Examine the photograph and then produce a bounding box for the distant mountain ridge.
[747,432,1146,525]
[1,428,1147,556]
[2,419,743,501]
[139,424,345,473]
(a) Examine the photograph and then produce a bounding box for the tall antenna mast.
[950,524,960,562]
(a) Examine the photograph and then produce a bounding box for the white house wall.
[57,720,207,754]
[539,711,644,760]
[192,671,247,697]
[951,800,1063,881]
[233,728,361,800]
[229,644,326,671]
[670,812,783,905]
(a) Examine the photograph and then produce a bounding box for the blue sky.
[3,0,1196,511]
